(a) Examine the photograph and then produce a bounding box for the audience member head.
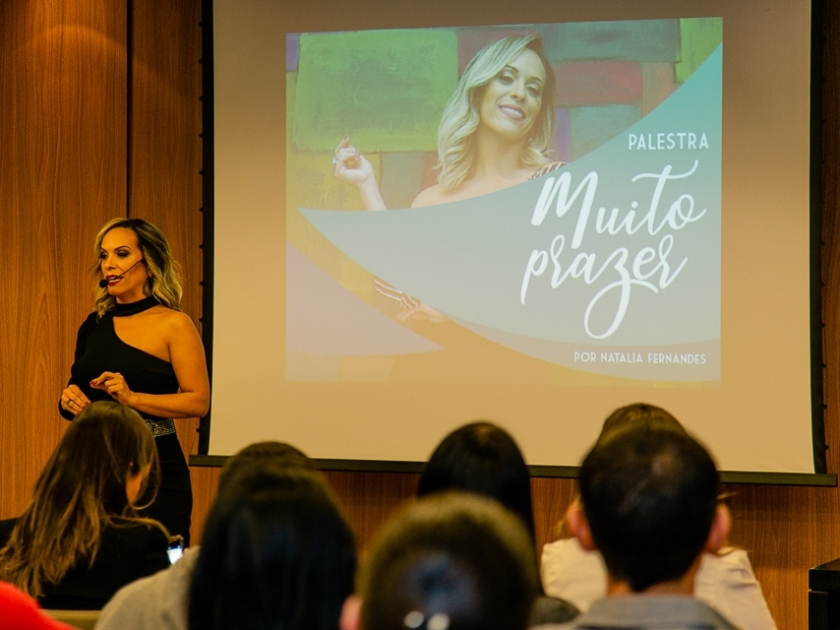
[217,440,315,493]
[597,402,684,444]
[568,425,729,593]
[417,422,535,540]
[348,492,539,630]
[0,401,162,598]
[188,467,356,630]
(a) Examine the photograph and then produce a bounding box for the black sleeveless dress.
[59,296,193,544]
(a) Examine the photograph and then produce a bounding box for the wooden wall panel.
[128,0,204,461]
[0,2,127,517]
[322,471,420,551]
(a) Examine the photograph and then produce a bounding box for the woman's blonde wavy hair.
[0,402,166,598]
[91,218,184,317]
[436,35,556,191]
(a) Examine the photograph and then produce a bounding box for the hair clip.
[402,611,450,630]
[428,613,450,630]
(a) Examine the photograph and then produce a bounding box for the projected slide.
[287,20,722,384]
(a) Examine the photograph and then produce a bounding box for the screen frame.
[195,0,833,486]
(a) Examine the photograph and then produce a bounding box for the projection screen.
[199,0,830,482]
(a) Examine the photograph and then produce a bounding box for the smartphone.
[167,535,185,564]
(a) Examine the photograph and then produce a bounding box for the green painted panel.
[538,20,680,63]
[293,30,458,152]
[675,18,723,83]
[569,104,641,160]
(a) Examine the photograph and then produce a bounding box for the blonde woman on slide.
[334,35,559,209]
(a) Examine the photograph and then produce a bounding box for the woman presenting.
[59,218,209,543]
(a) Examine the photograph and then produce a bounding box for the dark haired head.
[218,441,315,493]
[578,426,719,592]
[188,468,356,630]
[598,402,684,444]
[417,422,535,540]
[360,492,539,630]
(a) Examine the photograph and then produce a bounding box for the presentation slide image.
[286,20,722,385]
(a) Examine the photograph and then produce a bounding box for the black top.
[60,299,179,422]
[0,517,171,610]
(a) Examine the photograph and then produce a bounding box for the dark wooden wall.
[1,2,839,628]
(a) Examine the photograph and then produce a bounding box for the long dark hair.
[188,466,356,630]
[417,421,536,541]
[0,402,162,598]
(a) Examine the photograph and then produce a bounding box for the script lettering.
[521,162,702,339]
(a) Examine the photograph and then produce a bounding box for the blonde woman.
[58,218,210,543]
[0,402,171,610]
[333,34,559,209]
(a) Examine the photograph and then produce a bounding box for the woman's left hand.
[90,372,138,407]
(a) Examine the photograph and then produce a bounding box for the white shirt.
[541,538,777,630]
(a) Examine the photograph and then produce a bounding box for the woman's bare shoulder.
[167,310,198,332]
[411,184,449,208]
[147,306,198,335]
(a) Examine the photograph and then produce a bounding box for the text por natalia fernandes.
[573,351,708,365]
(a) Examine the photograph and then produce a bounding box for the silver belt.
[143,418,176,437]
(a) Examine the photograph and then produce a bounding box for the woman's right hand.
[60,384,91,417]
[333,137,376,188]
[332,137,388,211]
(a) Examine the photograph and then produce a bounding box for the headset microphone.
[99,259,146,288]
